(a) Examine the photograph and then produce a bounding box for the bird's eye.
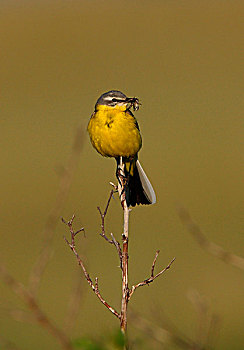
[112,98,117,102]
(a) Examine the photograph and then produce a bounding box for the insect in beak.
[125,97,141,111]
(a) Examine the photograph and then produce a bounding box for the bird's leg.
[116,158,126,188]
[116,168,127,205]
[116,157,129,209]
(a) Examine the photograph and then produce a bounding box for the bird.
[87,90,156,207]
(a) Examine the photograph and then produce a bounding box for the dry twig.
[62,216,120,320]
[63,157,175,348]
[97,190,122,267]
[117,159,130,335]
[129,252,175,300]
[63,179,175,347]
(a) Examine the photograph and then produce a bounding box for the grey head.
[95,90,140,111]
[95,90,127,107]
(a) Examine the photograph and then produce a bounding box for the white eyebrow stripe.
[103,96,114,100]
[103,95,126,101]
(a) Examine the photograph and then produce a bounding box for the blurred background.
[1,0,244,349]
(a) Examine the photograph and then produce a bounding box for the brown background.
[1,0,244,349]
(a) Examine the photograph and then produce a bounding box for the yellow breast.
[87,105,142,158]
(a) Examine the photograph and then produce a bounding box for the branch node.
[109,182,118,191]
[129,256,176,300]
[63,215,120,320]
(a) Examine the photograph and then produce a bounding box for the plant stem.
[117,157,130,344]
[120,205,129,334]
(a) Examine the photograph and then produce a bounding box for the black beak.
[125,97,137,103]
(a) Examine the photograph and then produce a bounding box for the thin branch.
[178,207,244,270]
[0,262,72,350]
[62,216,120,320]
[151,250,160,277]
[129,253,175,300]
[97,189,115,240]
[97,189,115,244]
[29,126,84,295]
[97,190,122,267]
[117,158,130,338]
[111,233,122,269]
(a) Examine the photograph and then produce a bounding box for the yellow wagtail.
[87,90,156,207]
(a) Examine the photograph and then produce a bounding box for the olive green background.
[1,0,244,349]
